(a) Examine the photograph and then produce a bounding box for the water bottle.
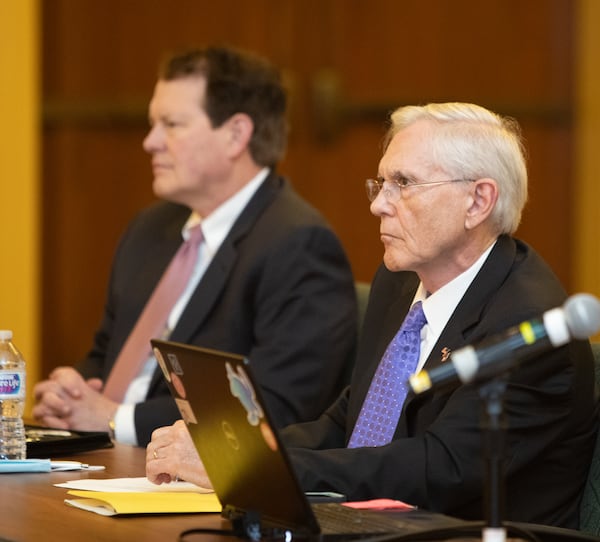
[0,330,27,459]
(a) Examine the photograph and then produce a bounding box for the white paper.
[54,476,213,493]
[64,498,117,516]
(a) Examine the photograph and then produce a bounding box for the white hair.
[385,102,528,235]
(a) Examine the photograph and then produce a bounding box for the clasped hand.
[32,367,118,432]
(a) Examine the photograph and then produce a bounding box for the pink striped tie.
[103,224,203,402]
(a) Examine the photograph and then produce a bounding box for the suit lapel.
[148,175,282,391]
[401,235,518,417]
[172,174,280,341]
[424,235,517,372]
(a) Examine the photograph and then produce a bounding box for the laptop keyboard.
[312,502,413,535]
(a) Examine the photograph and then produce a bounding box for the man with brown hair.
[33,46,357,447]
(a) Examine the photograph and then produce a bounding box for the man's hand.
[32,367,117,432]
[146,420,213,489]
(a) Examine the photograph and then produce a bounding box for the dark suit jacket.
[77,174,357,446]
[282,235,599,529]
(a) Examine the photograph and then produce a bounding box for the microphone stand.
[478,376,508,542]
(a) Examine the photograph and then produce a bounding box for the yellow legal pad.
[65,490,222,516]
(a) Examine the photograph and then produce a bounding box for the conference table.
[1,442,596,542]
[0,443,227,542]
[0,442,490,542]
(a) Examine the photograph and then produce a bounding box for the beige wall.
[574,0,600,303]
[0,0,40,412]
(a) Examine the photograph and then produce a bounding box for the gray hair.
[385,102,528,235]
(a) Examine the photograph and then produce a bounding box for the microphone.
[409,293,600,394]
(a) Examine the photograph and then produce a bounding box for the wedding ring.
[153,449,159,460]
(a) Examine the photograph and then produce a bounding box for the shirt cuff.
[113,403,138,446]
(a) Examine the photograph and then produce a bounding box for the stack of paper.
[55,476,221,516]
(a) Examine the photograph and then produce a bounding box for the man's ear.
[465,178,498,230]
[225,113,254,158]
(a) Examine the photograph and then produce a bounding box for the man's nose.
[143,125,162,153]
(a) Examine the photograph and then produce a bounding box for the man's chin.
[153,183,190,208]
[152,178,174,199]
[382,252,407,272]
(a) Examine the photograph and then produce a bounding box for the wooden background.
[40,0,574,377]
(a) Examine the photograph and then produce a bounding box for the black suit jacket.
[282,235,599,528]
[78,174,357,445]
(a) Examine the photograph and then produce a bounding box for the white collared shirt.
[113,168,270,445]
[412,241,496,373]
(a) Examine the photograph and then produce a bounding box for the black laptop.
[151,339,466,540]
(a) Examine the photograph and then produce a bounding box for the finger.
[33,414,71,430]
[149,446,161,461]
[31,402,57,420]
[151,424,176,440]
[33,379,62,400]
[86,378,104,392]
[37,390,72,417]
[173,419,188,433]
[145,450,177,483]
[146,463,173,485]
[146,441,167,463]
[155,473,174,485]
[49,366,77,382]
[149,427,177,451]
[49,367,86,398]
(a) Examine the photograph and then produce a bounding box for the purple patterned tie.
[348,301,427,448]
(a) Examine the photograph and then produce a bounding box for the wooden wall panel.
[41,0,574,377]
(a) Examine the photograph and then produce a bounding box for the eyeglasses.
[365,177,475,202]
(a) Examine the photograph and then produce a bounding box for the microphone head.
[564,293,600,339]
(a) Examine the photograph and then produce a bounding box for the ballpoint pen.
[50,461,106,471]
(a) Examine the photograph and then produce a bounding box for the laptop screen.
[152,339,320,536]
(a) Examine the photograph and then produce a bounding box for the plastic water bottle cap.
[0,330,13,340]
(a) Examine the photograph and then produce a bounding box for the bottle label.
[0,371,25,399]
